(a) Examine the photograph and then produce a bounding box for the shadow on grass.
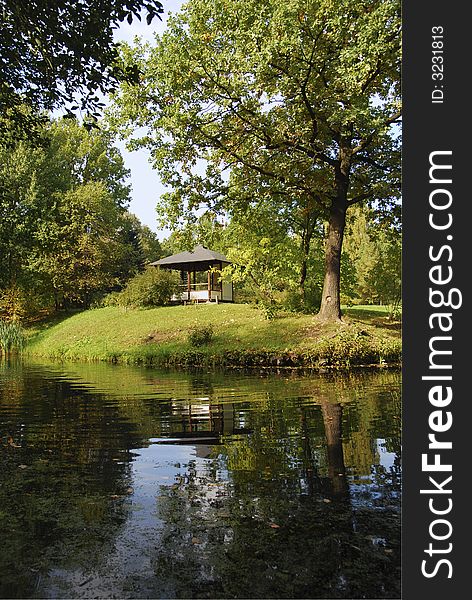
[343,307,402,333]
[26,309,85,333]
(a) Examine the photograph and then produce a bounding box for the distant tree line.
[0,119,162,320]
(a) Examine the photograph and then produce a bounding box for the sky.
[112,0,185,238]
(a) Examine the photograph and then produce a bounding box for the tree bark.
[318,143,351,321]
[317,199,347,321]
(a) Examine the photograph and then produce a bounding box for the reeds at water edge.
[0,320,25,354]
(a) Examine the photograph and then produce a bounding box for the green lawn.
[25,303,401,368]
[343,304,401,317]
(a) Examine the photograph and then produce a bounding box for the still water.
[0,360,401,599]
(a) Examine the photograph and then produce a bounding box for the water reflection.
[0,360,400,598]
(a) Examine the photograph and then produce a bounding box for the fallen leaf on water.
[18,464,28,469]
[125,487,134,494]
[191,537,201,544]
[323,498,331,503]
[270,523,280,529]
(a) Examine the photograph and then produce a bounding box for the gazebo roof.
[150,245,230,270]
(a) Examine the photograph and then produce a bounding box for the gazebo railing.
[178,283,210,291]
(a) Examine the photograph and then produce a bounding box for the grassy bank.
[25,304,401,369]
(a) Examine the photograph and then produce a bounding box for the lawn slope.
[26,304,401,369]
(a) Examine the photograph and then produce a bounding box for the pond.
[0,360,401,599]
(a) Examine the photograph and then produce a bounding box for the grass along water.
[25,304,401,368]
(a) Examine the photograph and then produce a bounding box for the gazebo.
[150,245,233,303]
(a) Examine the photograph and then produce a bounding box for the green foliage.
[220,210,306,308]
[282,285,321,314]
[0,119,155,315]
[0,287,27,322]
[0,319,24,353]
[215,206,325,315]
[307,329,401,367]
[342,206,401,315]
[117,268,180,308]
[0,0,163,143]
[0,284,51,322]
[159,211,228,258]
[31,182,129,306]
[364,230,401,317]
[98,291,121,308]
[187,324,214,347]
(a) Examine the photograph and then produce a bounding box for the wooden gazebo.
[150,245,233,303]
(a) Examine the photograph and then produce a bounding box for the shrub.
[188,324,214,346]
[117,268,180,308]
[0,287,25,321]
[281,285,322,314]
[98,291,120,307]
[0,319,25,353]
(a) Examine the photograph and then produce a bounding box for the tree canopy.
[112,0,401,320]
[0,119,160,317]
[0,0,163,143]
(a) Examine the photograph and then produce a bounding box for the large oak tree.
[113,0,401,321]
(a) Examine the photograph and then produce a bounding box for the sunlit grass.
[25,304,401,367]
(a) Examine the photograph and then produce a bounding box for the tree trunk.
[318,199,347,321]
[300,256,308,299]
[321,401,349,500]
[299,212,317,302]
[299,230,311,299]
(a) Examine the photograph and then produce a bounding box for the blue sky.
[113,0,185,237]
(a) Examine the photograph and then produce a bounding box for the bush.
[0,287,25,321]
[188,324,214,346]
[116,268,180,308]
[0,283,54,321]
[281,286,321,314]
[98,291,120,307]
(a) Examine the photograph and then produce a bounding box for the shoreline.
[23,304,402,371]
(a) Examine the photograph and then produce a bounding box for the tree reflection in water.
[153,395,400,598]
[0,361,400,599]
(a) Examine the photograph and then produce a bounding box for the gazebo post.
[207,269,211,302]
[187,271,191,301]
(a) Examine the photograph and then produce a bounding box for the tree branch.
[352,110,402,155]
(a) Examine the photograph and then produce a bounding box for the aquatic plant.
[0,320,25,354]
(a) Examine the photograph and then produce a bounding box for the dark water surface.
[0,360,401,599]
